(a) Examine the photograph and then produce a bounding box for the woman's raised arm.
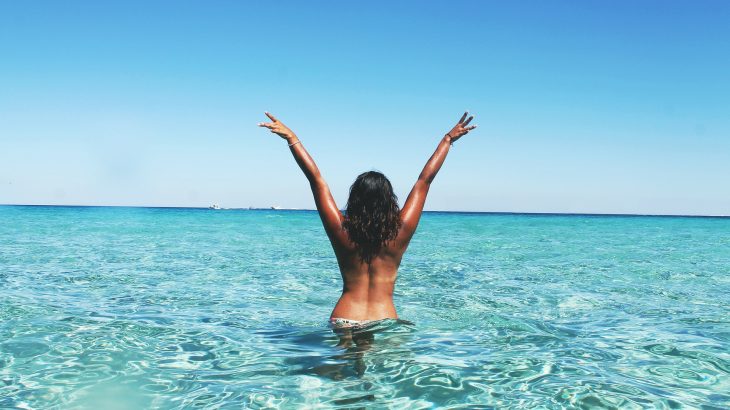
[258,112,347,247]
[399,112,477,243]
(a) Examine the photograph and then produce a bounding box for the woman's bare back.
[258,111,477,323]
[329,231,408,320]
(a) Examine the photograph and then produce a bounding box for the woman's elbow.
[310,175,327,189]
[418,173,435,185]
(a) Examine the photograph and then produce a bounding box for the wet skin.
[259,112,476,321]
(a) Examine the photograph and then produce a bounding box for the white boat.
[209,204,221,210]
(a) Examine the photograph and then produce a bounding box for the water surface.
[1,206,729,408]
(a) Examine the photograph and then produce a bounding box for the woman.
[258,112,476,331]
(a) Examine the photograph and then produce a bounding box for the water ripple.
[1,207,729,408]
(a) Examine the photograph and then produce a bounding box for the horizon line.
[1,203,728,219]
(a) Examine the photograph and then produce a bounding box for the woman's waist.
[331,293,397,321]
[336,288,395,305]
[340,280,395,297]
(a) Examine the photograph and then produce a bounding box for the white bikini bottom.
[329,317,390,329]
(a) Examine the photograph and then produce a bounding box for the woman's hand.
[258,112,298,142]
[445,111,477,144]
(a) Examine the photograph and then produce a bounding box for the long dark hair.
[343,171,402,263]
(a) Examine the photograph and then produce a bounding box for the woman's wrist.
[443,134,453,145]
[286,135,299,145]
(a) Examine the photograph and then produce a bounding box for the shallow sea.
[1,206,729,409]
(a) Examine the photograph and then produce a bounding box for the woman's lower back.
[330,253,401,320]
[330,290,398,321]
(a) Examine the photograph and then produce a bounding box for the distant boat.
[209,204,221,210]
[270,205,282,210]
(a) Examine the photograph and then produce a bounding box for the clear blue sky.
[1,1,728,215]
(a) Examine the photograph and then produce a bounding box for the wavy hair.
[343,171,402,263]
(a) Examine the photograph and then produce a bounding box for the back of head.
[343,171,402,263]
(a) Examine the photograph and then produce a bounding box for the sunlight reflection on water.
[1,207,729,408]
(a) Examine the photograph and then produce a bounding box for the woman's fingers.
[259,121,282,131]
[265,112,278,122]
[463,116,474,126]
[453,124,477,137]
[458,111,468,124]
[459,125,477,133]
[260,123,288,135]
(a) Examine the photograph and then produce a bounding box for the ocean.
[1,205,729,408]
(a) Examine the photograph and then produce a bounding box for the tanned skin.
[258,112,476,321]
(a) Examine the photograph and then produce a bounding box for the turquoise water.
[1,206,729,409]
